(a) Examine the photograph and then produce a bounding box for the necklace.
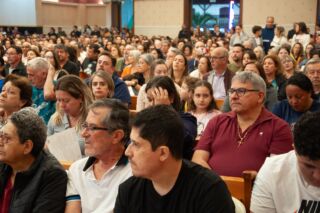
[237,124,249,148]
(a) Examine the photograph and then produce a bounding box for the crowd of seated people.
[0,16,320,212]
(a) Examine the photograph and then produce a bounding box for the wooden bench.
[221,170,257,212]
[130,96,137,110]
[59,160,72,170]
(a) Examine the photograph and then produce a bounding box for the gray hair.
[89,99,130,144]
[129,50,141,63]
[304,58,320,74]
[168,47,181,55]
[26,57,49,72]
[10,107,47,157]
[140,53,154,66]
[232,71,266,95]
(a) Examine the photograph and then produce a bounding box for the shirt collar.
[82,149,128,171]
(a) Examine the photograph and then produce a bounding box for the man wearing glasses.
[0,108,67,212]
[65,99,131,213]
[193,71,293,177]
[205,47,234,100]
[4,46,26,77]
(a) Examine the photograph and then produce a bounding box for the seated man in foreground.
[65,99,132,213]
[0,108,67,212]
[115,105,235,213]
[192,71,293,177]
[250,111,320,212]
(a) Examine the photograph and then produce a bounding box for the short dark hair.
[132,105,184,159]
[233,43,245,52]
[8,46,22,55]
[145,76,181,111]
[55,43,68,52]
[10,108,47,157]
[4,74,32,108]
[252,25,262,34]
[286,73,315,99]
[89,44,100,54]
[294,111,320,160]
[99,51,116,67]
[310,48,320,58]
[89,99,130,144]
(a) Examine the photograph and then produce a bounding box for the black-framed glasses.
[81,122,110,132]
[228,88,260,97]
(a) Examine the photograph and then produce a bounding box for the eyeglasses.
[211,56,225,60]
[228,88,260,97]
[81,122,110,132]
[0,131,11,145]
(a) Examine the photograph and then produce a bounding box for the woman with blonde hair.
[270,26,288,51]
[89,70,115,100]
[47,75,93,154]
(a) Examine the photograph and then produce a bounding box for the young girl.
[189,81,221,138]
[180,76,200,112]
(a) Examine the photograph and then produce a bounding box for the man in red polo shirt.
[192,71,293,177]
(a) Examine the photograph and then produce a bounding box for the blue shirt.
[112,72,131,105]
[272,99,320,130]
[32,87,56,124]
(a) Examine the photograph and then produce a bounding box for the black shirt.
[115,160,235,213]
[62,60,79,76]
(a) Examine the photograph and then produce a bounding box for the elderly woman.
[123,53,154,95]
[0,74,32,127]
[120,50,141,78]
[0,108,67,212]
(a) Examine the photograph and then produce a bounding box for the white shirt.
[212,72,226,100]
[251,151,320,213]
[66,156,132,213]
[292,34,310,50]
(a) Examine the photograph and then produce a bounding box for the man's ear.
[158,146,170,162]
[23,139,33,155]
[112,129,125,145]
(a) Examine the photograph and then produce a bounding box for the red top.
[0,178,13,213]
[196,108,293,177]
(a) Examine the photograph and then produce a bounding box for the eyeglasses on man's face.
[81,122,110,132]
[228,88,260,97]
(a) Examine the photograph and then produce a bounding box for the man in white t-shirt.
[65,99,132,213]
[251,111,320,213]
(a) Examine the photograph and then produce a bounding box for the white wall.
[0,0,37,26]
[134,0,184,38]
[242,0,318,35]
